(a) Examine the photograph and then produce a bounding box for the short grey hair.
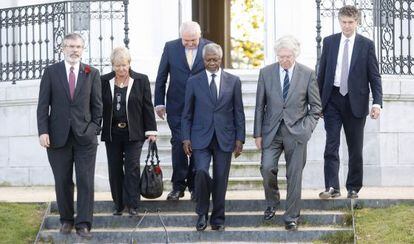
[202,43,223,59]
[274,35,301,58]
[110,46,131,65]
[180,21,202,37]
[63,33,85,47]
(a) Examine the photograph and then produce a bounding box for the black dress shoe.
[211,225,225,231]
[59,222,73,234]
[347,190,358,199]
[196,215,208,231]
[285,221,298,231]
[112,207,123,216]
[264,206,276,220]
[167,190,184,201]
[76,227,92,239]
[319,187,341,199]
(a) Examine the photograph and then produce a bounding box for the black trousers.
[105,133,144,210]
[323,87,366,192]
[47,130,97,230]
[193,135,232,226]
[167,115,194,192]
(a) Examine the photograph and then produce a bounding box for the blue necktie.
[210,73,217,104]
[282,69,289,101]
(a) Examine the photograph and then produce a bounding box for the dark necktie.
[210,73,217,104]
[340,39,349,96]
[282,69,289,101]
[69,66,76,100]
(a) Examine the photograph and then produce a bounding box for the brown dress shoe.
[76,227,92,239]
[59,222,73,234]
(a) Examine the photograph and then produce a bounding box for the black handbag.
[140,141,163,199]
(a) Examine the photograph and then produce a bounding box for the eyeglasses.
[115,93,121,111]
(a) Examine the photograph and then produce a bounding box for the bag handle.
[145,141,160,167]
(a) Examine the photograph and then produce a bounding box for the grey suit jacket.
[253,62,322,148]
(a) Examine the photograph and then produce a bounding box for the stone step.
[43,210,347,229]
[49,199,366,213]
[38,226,352,243]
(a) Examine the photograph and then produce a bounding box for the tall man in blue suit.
[155,21,211,201]
[182,43,245,231]
[318,5,382,199]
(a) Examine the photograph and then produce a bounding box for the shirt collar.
[341,32,356,43]
[64,61,80,72]
[279,63,295,74]
[206,68,221,78]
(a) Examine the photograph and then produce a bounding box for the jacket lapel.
[215,70,227,108]
[285,64,299,102]
[73,63,86,100]
[200,72,215,106]
[191,38,204,70]
[272,63,283,100]
[330,33,341,80]
[178,41,191,71]
[57,61,71,101]
[349,34,362,73]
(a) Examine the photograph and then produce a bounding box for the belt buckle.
[117,122,127,128]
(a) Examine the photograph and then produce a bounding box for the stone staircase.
[37,199,354,243]
[146,70,288,191]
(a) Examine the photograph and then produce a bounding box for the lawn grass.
[0,202,47,244]
[355,203,414,243]
[317,203,414,244]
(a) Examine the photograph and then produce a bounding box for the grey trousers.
[260,122,307,223]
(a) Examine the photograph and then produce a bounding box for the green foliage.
[231,0,264,69]
[355,204,414,243]
[0,202,46,244]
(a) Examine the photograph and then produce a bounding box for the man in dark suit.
[254,35,321,231]
[37,33,102,239]
[318,5,382,199]
[181,43,245,231]
[155,21,211,201]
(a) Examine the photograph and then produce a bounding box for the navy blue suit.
[318,33,382,192]
[155,38,211,192]
[181,70,245,226]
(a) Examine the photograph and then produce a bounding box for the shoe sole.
[319,193,341,199]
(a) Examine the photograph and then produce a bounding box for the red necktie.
[69,66,75,99]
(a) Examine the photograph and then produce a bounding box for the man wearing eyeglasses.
[37,33,102,239]
[254,35,321,231]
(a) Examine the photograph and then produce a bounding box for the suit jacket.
[254,62,322,148]
[154,38,211,117]
[181,70,246,152]
[37,61,103,148]
[100,70,157,142]
[317,33,383,118]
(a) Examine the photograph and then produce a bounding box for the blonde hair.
[110,46,131,65]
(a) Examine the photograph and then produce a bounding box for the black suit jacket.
[100,70,157,142]
[37,61,103,148]
[154,38,211,116]
[317,33,383,118]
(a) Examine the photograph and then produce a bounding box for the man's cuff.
[145,131,158,136]
[372,104,381,109]
[155,105,166,111]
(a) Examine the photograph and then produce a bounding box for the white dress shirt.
[279,63,295,90]
[334,33,355,87]
[206,68,221,98]
[64,61,80,86]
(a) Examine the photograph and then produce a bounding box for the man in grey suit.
[37,33,102,239]
[254,35,321,231]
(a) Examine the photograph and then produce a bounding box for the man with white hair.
[155,21,211,201]
[253,35,322,231]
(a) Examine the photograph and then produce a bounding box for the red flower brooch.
[84,65,91,74]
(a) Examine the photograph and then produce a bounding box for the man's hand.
[147,135,157,142]
[255,137,262,150]
[234,140,243,158]
[370,107,381,119]
[39,134,50,148]
[155,107,166,120]
[183,140,192,157]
